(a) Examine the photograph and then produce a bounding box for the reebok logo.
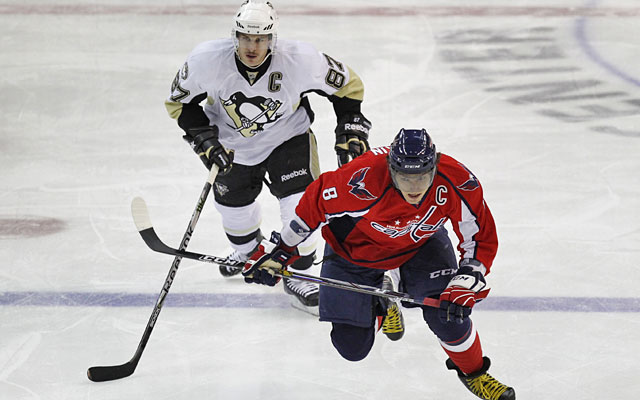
[281,168,308,182]
[345,123,369,134]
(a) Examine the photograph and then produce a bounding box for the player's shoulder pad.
[331,148,389,199]
[276,39,319,58]
[368,145,392,158]
[189,39,234,60]
[184,39,234,78]
[437,153,482,192]
[349,147,390,176]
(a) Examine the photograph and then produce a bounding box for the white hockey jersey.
[165,38,364,165]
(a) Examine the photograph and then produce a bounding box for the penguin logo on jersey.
[348,167,377,201]
[221,92,283,137]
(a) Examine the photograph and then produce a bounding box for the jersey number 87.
[323,54,346,89]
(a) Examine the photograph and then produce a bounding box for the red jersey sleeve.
[438,155,498,273]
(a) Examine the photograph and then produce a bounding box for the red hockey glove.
[242,232,299,286]
[439,260,487,324]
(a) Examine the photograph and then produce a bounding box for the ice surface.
[1,1,639,399]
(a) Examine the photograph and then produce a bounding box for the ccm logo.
[429,268,456,279]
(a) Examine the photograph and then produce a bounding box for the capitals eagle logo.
[348,167,377,201]
[456,162,480,191]
[221,92,283,137]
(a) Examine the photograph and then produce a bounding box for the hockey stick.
[131,200,490,308]
[87,165,219,382]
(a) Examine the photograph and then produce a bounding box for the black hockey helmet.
[387,128,437,193]
[388,128,437,173]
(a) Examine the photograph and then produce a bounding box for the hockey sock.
[375,315,383,332]
[442,332,483,375]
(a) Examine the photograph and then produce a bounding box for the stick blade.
[131,196,152,232]
[87,362,136,382]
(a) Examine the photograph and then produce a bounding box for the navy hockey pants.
[318,228,474,362]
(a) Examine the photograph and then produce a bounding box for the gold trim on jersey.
[223,222,263,236]
[308,129,321,179]
[246,71,258,85]
[291,98,301,112]
[333,66,364,101]
[164,100,183,119]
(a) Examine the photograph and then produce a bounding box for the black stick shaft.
[87,166,218,382]
[132,210,490,308]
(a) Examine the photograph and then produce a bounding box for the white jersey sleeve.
[166,39,230,111]
[165,39,364,166]
[277,40,364,101]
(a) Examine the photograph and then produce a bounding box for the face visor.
[389,164,435,194]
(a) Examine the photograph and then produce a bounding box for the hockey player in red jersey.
[242,128,515,400]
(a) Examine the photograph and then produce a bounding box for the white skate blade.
[289,299,319,317]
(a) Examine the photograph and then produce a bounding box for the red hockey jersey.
[293,146,498,272]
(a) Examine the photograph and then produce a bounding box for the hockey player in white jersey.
[165,1,371,308]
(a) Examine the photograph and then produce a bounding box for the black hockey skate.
[446,357,515,400]
[283,277,319,307]
[283,251,319,314]
[218,236,263,277]
[380,275,405,341]
[218,250,246,277]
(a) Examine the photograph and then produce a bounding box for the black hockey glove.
[334,113,371,167]
[242,232,299,286]
[183,126,233,174]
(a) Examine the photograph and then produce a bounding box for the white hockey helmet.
[232,1,279,51]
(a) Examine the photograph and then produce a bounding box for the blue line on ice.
[1,291,639,312]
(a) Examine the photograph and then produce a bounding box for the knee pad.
[330,323,374,362]
[422,306,473,343]
[214,201,262,245]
